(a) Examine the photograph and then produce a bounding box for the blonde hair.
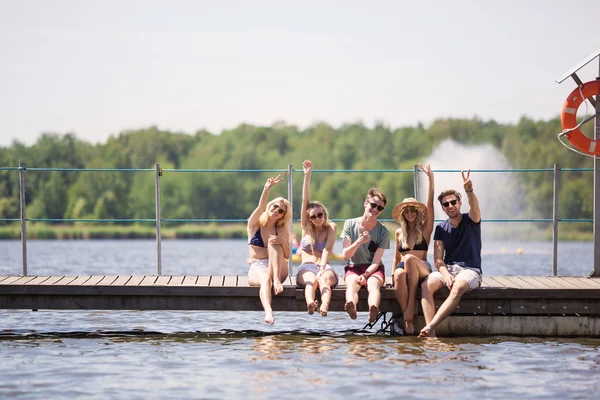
[398,210,426,250]
[259,197,292,230]
[305,201,332,252]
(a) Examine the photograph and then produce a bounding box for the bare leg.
[367,276,383,323]
[419,280,470,338]
[419,276,444,337]
[249,268,274,324]
[268,244,288,295]
[393,268,409,332]
[344,274,360,319]
[298,270,318,314]
[318,271,337,317]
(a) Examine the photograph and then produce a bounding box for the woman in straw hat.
[296,160,338,316]
[247,174,293,325]
[391,163,434,334]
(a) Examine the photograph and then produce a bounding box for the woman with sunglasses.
[341,187,390,323]
[296,160,338,316]
[391,163,434,335]
[247,174,292,325]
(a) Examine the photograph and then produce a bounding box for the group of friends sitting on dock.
[247,160,482,338]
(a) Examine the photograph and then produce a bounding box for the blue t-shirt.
[433,213,482,271]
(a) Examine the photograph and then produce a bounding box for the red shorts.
[344,263,385,281]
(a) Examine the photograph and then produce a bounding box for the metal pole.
[593,61,600,277]
[552,164,559,276]
[155,164,162,276]
[287,164,293,276]
[19,163,27,276]
[413,164,419,200]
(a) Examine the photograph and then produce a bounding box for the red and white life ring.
[560,80,600,155]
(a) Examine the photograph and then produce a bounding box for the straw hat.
[392,197,427,223]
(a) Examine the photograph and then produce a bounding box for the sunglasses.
[272,203,286,215]
[309,212,324,220]
[402,207,417,214]
[369,202,385,212]
[442,199,459,208]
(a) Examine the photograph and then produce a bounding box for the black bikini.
[398,240,428,253]
[249,226,277,248]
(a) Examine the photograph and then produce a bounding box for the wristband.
[465,190,473,193]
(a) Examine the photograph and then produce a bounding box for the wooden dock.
[1,275,599,336]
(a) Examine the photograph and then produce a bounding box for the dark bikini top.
[398,239,428,253]
[249,226,277,248]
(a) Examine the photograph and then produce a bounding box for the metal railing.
[0,164,595,277]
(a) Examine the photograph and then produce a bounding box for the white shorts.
[248,259,269,275]
[429,264,482,291]
[296,263,338,287]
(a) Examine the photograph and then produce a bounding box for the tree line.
[0,117,594,234]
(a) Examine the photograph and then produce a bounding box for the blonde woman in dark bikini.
[247,175,292,325]
[296,160,338,316]
[391,163,434,334]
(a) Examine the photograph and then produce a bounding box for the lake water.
[1,239,599,399]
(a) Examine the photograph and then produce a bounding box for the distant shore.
[0,223,593,242]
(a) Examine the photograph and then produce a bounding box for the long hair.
[398,210,426,250]
[304,201,332,252]
[259,197,292,230]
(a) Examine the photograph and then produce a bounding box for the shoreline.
[0,223,593,242]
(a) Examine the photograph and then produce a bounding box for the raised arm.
[419,163,435,241]
[247,175,282,233]
[300,160,312,229]
[462,170,481,223]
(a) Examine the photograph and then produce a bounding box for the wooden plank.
[571,276,600,288]
[155,276,171,285]
[67,276,92,286]
[483,276,508,288]
[39,276,66,285]
[560,276,598,289]
[97,276,118,285]
[139,276,158,286]
[0,276,25,284]
[535,276,578,289]
[197,276,210,286]
[111,276,132,286]
[26,276,53,285]
[492,276,523,289]
[125,276,146,286]
[9,276,39,285]
[168,276,185,286]
[0,276,9,283]
[517,276,552,289]
[82,276,107,286]
[237,275,249,287]
[209,276,224,286]
[181,276,198,286]
[503,276,538,289]
[223,276,237,286]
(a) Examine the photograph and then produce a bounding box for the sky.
[1,0,600,147]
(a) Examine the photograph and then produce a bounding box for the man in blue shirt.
[419,170,481,338]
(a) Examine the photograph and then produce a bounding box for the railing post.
[552,164,559,276]
[593,61,600,277]
[287,164,293,275]
[413,164,419,200]
[19,163,27,276]
[155,164,162,275]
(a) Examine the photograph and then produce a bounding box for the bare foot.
[368,305,379,323]
[344,301,357,320]
[273,281,284,295]
[307,300,318,315]
[404,320,415,335]
[418,325,436,338]
[319,304,329,317]
[264,311,274,325]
